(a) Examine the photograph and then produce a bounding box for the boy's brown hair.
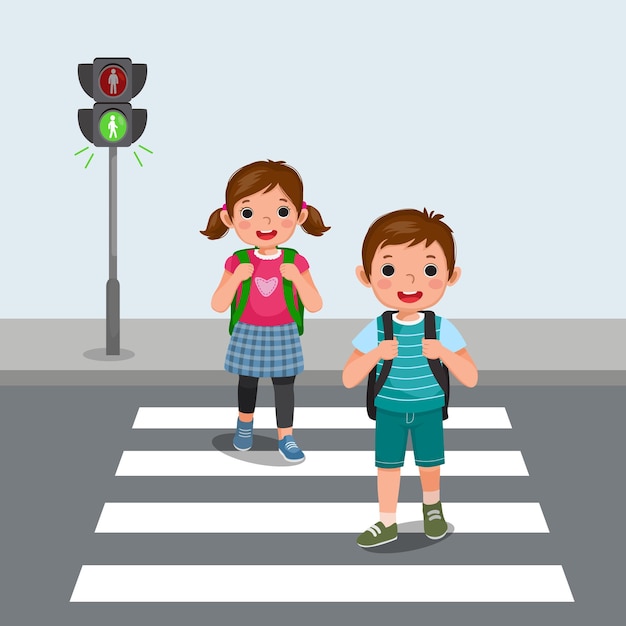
[200,160,330,239]
[362,209,456,279]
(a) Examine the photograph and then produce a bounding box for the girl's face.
[221,184,307,249]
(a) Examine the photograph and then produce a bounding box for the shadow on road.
[212,433,302,466]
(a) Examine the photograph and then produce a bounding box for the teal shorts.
[375,407,445,468]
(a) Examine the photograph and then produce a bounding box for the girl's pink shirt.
[225,249,310,326]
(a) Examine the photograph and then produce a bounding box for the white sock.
[423,490,440,506]
[380,512,396,527]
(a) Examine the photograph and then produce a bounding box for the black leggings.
[238,375,295,429]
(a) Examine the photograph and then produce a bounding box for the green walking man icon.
[98,109,128,143]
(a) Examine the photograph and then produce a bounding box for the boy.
[342,208,478,548]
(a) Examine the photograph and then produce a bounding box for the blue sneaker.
[278,435,305,462]
[233,418,253,451]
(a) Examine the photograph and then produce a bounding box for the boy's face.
[356,239,461,312]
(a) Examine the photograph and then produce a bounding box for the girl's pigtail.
[301,204,330,237]
[200,207,229,240]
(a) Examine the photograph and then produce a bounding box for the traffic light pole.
[78,58,148,356]
[106,146,120,355]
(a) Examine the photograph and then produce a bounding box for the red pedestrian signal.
[98,64,128,99]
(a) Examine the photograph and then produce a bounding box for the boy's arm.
[342,340,398,388]
[422,341,478,388]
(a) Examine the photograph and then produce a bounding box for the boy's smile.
[397,290,423,303]
[357,239,461,319]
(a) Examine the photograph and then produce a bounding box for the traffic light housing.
[78,57,147,147]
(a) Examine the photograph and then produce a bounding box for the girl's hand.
[279,263,301,282]
[233,263,254,284]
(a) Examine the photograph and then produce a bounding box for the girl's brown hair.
[200,160,330,240]
[362,209,456,279]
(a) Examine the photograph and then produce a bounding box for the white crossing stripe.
[132,406,511,429]
[70,564,574,602]
[95,501,549,534]
[115,450,528,477]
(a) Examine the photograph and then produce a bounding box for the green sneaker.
[423,501,448,540]
[357,521,398,548]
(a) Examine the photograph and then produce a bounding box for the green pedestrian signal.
[89,102,134,147]
[98,109,128,143]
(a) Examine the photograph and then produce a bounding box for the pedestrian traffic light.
[78,57,147,147]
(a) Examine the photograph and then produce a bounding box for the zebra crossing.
[115,449,528,477]
[70,405,575,603]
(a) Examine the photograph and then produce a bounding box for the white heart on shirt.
[255,276,278,297]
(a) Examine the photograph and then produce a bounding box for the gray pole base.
[106,278,120,355]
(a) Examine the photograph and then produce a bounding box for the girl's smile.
[257,229,278,240]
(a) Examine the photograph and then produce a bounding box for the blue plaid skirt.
[224,322,304,378]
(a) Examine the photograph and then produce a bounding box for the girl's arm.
[282,267,323,313]
[211,265,254,312]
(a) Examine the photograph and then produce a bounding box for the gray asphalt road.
[1,384,624,625]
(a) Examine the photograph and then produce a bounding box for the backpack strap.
[366,310,396,420]
[279,247,304,335]
[229,249,253,335]
[422,310,450,420]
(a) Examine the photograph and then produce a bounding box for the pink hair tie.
[221,204,228,211]
[302,202,307,210]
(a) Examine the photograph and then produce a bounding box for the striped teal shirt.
[352,313,466,414]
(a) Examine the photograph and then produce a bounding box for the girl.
[200,160,330,462]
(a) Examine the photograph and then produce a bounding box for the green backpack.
[229,247,304,335]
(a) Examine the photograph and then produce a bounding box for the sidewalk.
[1,319,624,386]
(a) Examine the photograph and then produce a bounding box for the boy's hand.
[280,263,301,282]
[233,263,254,284]
[377,337,399,360]
[422,338,444,359]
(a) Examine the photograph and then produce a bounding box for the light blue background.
[1,1,624,319]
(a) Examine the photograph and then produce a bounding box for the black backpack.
[366,310,449,420]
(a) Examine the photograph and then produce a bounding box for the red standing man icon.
[98,65,127,98]
[108,68,118,95]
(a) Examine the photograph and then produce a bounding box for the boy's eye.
[240,208,253,220]
[277,206,290,218]
[424,264,438,277]
[381,264,395,277]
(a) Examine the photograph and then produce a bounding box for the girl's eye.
[240,208,253,220]
[277,206,290,218]
[381,264,395,277]
[424,264,438,277]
